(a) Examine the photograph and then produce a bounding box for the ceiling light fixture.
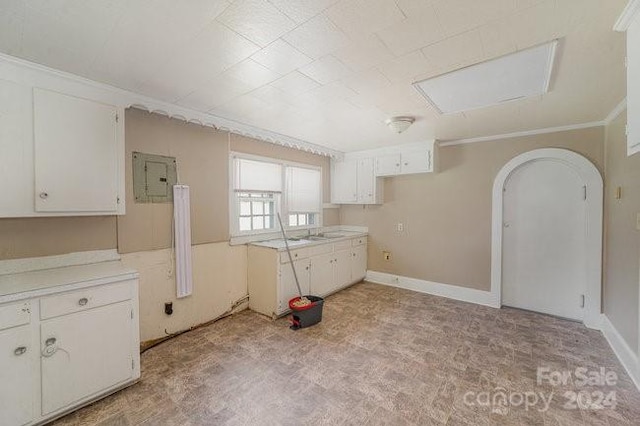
[385,116,414,134]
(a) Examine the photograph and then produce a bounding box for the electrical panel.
[132,152,177,203]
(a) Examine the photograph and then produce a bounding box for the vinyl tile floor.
[51,282,640,425]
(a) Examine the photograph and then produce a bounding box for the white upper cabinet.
[375,141,436,176]
[616,0,640,156]
[34,89,120,213]
[331,158,383,205]
[331,159,358,203]
[0,62,126,217]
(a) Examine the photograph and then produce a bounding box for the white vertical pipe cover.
[173,185,193,298]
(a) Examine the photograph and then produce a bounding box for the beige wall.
[604,111,640,353]
[118,109,230,253]
[0,216,116,260]
[341,126,605,291]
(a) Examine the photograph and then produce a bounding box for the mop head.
[291,296,312,308]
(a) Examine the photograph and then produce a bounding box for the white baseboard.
[365,270,500,308]
[600,314,640,391]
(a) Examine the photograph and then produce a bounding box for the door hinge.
[132,359,135,370]
[580,294,585,308]
[582,185,587,201]
[116,113,119,123]
[131,309,134,319]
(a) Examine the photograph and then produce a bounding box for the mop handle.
[277,213,304,298]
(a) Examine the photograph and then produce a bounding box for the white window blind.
[234,158,282,192]
[286,166,321,213]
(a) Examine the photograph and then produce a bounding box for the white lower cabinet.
[0,324,33,426]
[41,301,135,415]
[309,253,335,296]
[248,236,368,317]
[278,259,310,313]
[0,263,139,426]
[351,244,367,283]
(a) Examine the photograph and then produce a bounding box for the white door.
[41,302,133,415]
[375,154,401,176]
[331,160,357,203]
[400,148,430,175]
[278,259,310,314]
[502,159,587,320]
[0,325,32,426]
[309,253,334,296]
[33,88,119,213]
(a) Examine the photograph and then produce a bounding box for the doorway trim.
[491,148,603,329]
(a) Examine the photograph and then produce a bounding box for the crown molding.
[0,52,342,158]
[439,121,605,147]
[603,98,627,125]
[614,0,640,31]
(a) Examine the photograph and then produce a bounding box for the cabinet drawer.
[333,240,352,251]
[279,248,309,263]
[352,237,367,247]
[40,281,132,320]
[0,302,30,332]
[307,243,333,257]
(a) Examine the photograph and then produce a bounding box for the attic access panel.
[133,152,177,203]
[413,41,558,114]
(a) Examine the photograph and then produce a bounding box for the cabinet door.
[34,88,119,212]
[309,253,335,296]
[628,18,640,155]
[400,148,431,175]
[41,301,133,415]
[0,325,33,426]
[357,158,375,203]
[331,160,358,203]
[375,154,401,176]
[333,249,353,290]
[351,245,367,283]
[278,259,310,314]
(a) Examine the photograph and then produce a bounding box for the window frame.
[229,152,323,239]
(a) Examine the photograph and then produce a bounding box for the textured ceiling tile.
[376,5,444,56]
[217,0,296,47]
[271,71,322,95]
[299,55,352,84]
[250,40,313,75]
[268,0,339,24]
[433,0,517,37]
[343,69,391,98]
[326,0,406,39]
[176,75,252,111]
[224,58,281,88]
[478,22,517,59]
[333,35,396,72]
[487,0,561,51]
[421,29,485,72]
[283,14,351,59]
[377,50,435,84]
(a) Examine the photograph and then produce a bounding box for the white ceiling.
[0,0,629,152]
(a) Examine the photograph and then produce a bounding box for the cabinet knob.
[78,297,89,306]
[45,337,56,346]
[39,192,49,199]
[14,346,27,356]
[396,163,400,167]
[404,162,408,166]
[305,266,309,270]
[294,254,298,258]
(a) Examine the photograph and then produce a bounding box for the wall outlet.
[396,223,404,232]
[164,302,173,315]
[383,251,391,261]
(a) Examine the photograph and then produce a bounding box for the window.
[231,154,322,237]
[238,192,276,232]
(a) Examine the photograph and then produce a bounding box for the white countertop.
[251,230,367,251]
[0,260,138,303]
